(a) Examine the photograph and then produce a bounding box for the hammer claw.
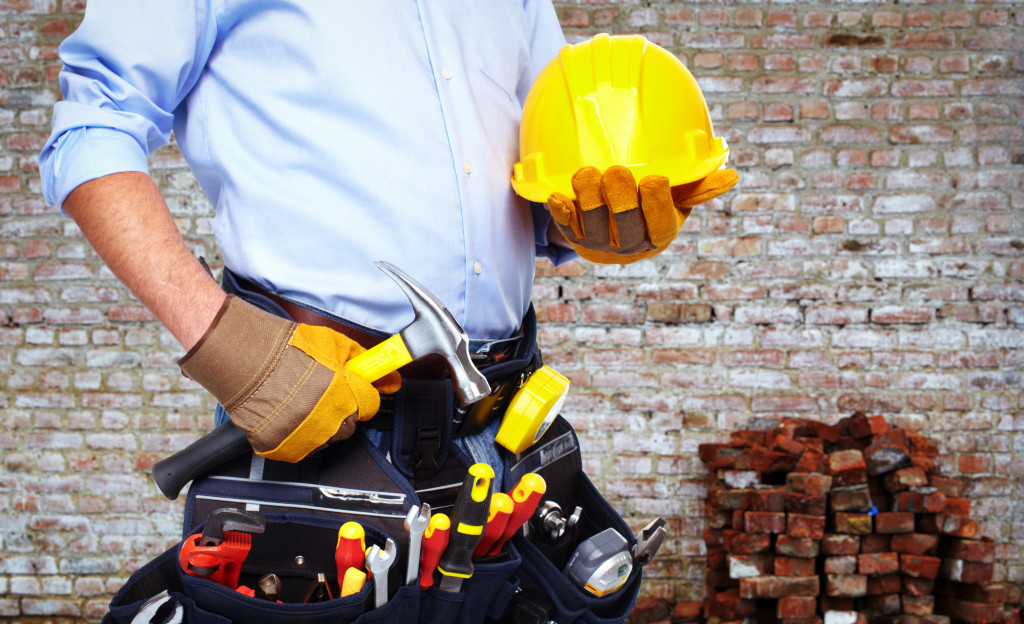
[372,261,491,404]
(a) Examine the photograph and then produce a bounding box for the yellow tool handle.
[340,567,366,597]
[345,333,413,381]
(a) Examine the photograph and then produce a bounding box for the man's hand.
[179,296,401,463]
[547,165,738,264]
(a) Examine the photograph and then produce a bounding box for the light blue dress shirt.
[40,0,572,340]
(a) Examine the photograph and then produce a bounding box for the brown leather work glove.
[179,296,401,463]
[547,165,739,264]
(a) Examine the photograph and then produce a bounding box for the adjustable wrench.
[366,537,397,609]
[404,503,430,586]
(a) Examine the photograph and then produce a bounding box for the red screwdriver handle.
[419,513,450,590]
[488,473,546,557]
[335,522,365,593]
[474,492,513,558]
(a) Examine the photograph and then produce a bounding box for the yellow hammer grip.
[345,334,413,382]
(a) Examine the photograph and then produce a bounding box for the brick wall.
[0,1,1021,621]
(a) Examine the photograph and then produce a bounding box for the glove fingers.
[373,370,402,395]
[638,174,682,248]
[570,166,605,212]
[547,192,585,240]
[347,367,384,422]
[600,166,644,250]
[672,168,739,208]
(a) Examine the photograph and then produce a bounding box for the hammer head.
[376,262,491,404]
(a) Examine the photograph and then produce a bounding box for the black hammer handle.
[152,421,251,500]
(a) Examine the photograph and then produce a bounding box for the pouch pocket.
[174,513,417,624]
[512,473,642,624]
[103,546,186,624]
[419,541,521,624]
[457,543,522,623]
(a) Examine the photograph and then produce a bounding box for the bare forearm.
[63,172,226,350]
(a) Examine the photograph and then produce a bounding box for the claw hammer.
[153,261,491,499]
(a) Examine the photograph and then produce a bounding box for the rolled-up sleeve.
[39,0,217,208]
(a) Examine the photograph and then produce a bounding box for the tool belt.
[101,271,643,624]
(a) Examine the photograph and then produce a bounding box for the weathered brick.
[775,556,816,577]
[823,611,868,624]
[865,574,902,595]
[859,534,891,554]
[829,486,873,512]
[729,553,774,578]
[846,413,890,438]
[832,512,872,535]
[709,587,757,620]
[725,530,772,554]
[858,551,899,576]
[826,574,868,598]
[787,491,828,515]
[822,534,861,556]
[882,467,929,492]
[739,575,820,599]
[827,450,868,486]
[746,511,788,534]
[778,595,817,619]
[788,513,826,539]
[874,512,915,534]
[891,533,939,557]
[900,554,942,579]
[775,536,821,558]
[824,555,858,575]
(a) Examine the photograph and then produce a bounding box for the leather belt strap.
[264,292,384,350]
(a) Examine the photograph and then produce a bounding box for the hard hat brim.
[512,147,729,203]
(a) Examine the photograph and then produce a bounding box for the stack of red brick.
[698,413,1018,624]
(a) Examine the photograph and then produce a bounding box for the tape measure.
[495,366,570,454]
[564,528,633,597]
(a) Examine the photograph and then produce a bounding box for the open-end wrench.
[366,537,397,609]
[404,503,430,586]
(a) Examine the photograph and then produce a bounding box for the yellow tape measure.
[495,366,570,454]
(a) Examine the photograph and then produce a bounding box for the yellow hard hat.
[512,33,729,203]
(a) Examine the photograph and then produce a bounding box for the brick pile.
[699,414,1018,624]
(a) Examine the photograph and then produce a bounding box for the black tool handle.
[438,463,494,583]
[152,421,252,500]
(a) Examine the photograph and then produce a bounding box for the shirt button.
[473,262,483,275]
[441,68,453,80]
[463,161,473,174]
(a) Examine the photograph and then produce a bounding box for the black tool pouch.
[105,422,639,624]
[503,417,644,624]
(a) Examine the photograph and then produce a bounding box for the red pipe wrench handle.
[180,531,253,589]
